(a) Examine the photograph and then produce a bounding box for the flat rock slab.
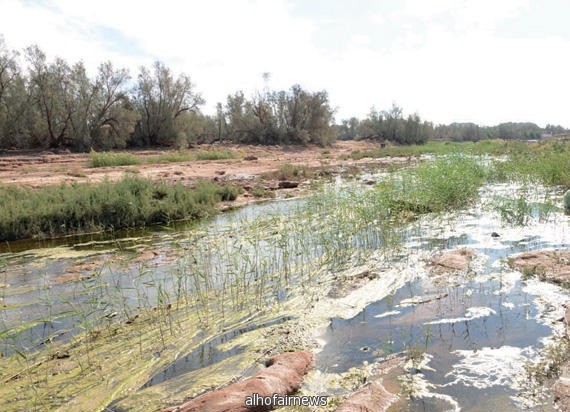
[429,248,475,275]
[162,351,314,412]
[334,357,404,412]
[554,363,570,412]
[328,269,378,299]
[509,250,570,287]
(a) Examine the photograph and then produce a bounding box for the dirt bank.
[0,141,386,189]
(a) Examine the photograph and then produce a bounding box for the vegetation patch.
[495,142,570,188]
[195,149,237,161]
[252,186,276,199]
[272,163,314,181]
[350,139,523,160]
[89,151,142,167]
[0,178,239,241]
[378,155,485,216]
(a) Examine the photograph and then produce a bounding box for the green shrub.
[252,187,276,199]
[274,163,313,181]
[0,178,232,241]
[376,155,485,215]
[494,142,570,188]
[216,184,241,201]
[195,150,236,161]
[89,151,141,167]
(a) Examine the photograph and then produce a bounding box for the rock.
[430,248,474,274]
[278,181,299,189]
[162,351,314,412]
[244,155,258,161]
[215,170,226,175]
[491,232,501,238]
[554,363,570,412]
[334,357,404,412]
[509,250,570,287]
[334,382,398,412]
[329,269,378,299]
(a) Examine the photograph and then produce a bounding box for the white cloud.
[1,0,568,127]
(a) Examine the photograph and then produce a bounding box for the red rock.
[162,351,314,412]
[334,357,404,412]
[334,382,398,412]
[430,248,474,274]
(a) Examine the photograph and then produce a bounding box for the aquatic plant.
[0,178,240,241]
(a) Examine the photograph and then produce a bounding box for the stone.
[509,250,570,287]
[277,181,299,189]
[162,351,314,412]
[430,248,475,274]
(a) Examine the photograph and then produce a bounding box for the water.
[1,181,569,411]
[316,183,569,410]
[0,197,306,353]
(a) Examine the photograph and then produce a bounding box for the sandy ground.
[0,140,384,189]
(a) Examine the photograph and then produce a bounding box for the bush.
[89,151,141,167]
[195,150,236,161]
[377,155,485,215]
[0,178,233,241]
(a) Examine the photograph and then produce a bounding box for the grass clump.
[195,149,237,161]
[252,187,276,199]
[89,150,141,167]
[273,163,314,181]
[156,151,195,163]
[495,142,570,188]
[377,155,486,215]
[0,178,237,241]
[217,184,242,201]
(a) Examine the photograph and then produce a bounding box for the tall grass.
[0,178,240,241]
[375,155,486,215]
[195,149,237,161]
[89,151,141,167]
[90,149,238,167]
[494,143,570,188]
[157,149,237,163]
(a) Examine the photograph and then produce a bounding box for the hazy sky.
[2,0,569,127]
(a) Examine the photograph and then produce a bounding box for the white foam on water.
[373,310,401,319]
[522,278,568,331]
[401,354,461,412]
[444,345,535,390]
[424,306,496,325]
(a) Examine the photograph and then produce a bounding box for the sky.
[1,0,569,127]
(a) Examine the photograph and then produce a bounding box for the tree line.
[1,37,567,151]
[0,38,336,150]
[337,111,568,143]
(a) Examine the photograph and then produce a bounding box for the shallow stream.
[0,180,569,411]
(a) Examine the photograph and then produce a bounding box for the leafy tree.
[133,61,204,146]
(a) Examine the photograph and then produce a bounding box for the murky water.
[1,180,569,411]
[0,198,306,353]
[317,183,569,411]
